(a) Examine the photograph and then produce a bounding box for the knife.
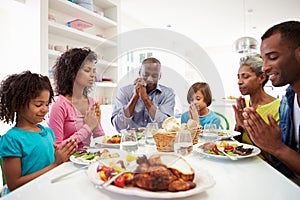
[51,165,89,183]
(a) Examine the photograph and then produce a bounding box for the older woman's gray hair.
[239,54,268,86]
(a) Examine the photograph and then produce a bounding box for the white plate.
[70,155,95,165]
[200,130,241,141]
[87,154,215,199]
[195,141,261,160]
[70,149,125,165]
[216,130,241,140]
[94,136,120,148]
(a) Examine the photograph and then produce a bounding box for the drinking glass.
[174,130,193,156]
[145,122,158,145]
[120,129,138,153]
[202,124,218,142]
[137,127,146,146]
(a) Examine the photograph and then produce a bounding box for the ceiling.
[120,0,300,48]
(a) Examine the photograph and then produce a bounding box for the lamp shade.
[233,37,258,53]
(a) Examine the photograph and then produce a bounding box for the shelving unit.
[49,0,117,28]
[41,0,120,104]
[48,21,116,47]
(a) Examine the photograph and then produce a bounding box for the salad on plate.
[70,148,122,165]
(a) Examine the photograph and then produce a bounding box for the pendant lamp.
[233,36,258,54]
[233,0,258,54]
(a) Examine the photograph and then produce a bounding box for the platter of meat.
[196,141,261,160]
[87,153,215,198]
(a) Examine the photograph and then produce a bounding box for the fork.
[97,161,137,188]
[98,170,129,188]
[219,149,238,160]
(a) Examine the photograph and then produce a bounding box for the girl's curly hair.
[52,47,97,97]
[0,71,54,124]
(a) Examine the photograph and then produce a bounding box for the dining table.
[1,137,299,200]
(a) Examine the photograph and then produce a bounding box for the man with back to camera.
[111,57,175,132]
[242,20,300,185]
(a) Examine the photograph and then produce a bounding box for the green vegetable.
[226,151,237,156]
[83,153,95,160]
[73,151,86,157]
[73,152,81,156]
[137,134,143,140]
[205,150,216,155]
[218,132,226,136]
[112,134,121,138]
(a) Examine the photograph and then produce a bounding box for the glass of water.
[202,124,218,142]
[174,130,193,156]
[145,122,158,145]
[120,129,138,153]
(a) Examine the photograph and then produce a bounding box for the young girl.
[181,82,221,128]
[0,71,77,194]
[47,47,105,150]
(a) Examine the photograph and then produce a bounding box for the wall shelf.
[49,0,117,28]
[48,49,62,59]
[41,0,120,100]
[48,21,116,47]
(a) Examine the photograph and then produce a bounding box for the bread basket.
[153,130,177,152]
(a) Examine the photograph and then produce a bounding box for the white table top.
[2,144,299,200]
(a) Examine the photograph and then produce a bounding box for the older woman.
[233,54,280,161]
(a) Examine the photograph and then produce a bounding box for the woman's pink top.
[47,95,105,150]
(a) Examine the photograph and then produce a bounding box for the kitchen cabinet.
[41,0,119,104]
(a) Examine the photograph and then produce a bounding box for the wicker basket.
[153,131,177,152]
[189,126,202,145]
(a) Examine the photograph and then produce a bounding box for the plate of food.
[70,148,124,165]
[216,130,241,140]
[94,135,121,148]
[195,141,261,160]
[200,130,241,141]
[131,127,146,140]
[87,153,215,199]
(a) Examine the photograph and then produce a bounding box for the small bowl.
[54,45,66,52]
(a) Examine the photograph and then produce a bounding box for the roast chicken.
[131,154,196,192]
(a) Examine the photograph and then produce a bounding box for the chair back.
[215,112,230,130]
[0,136,6,186]
[0,160,2,189]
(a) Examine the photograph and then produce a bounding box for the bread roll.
[151,153,195,181]
[180,123,188,130]
[162,116,180,132]
[187,119,198,129]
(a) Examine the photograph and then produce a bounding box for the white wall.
[0,0,41,135]
[205,45,242,98]
[0,0,297,134]
[118,0,300,128]
[0,0,41,80]
[119,0,300,99]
